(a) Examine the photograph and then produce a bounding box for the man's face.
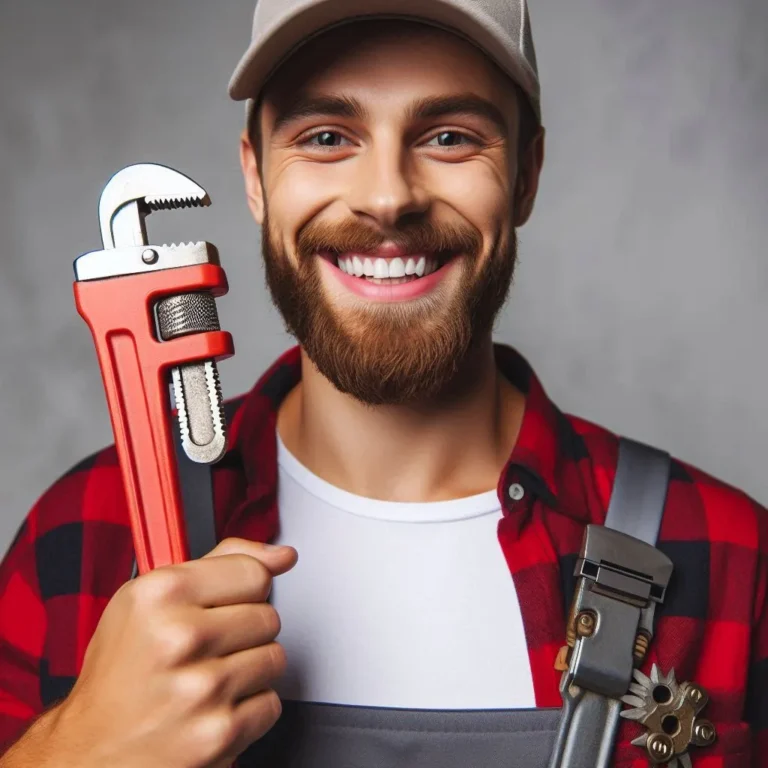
[241,20,543,405]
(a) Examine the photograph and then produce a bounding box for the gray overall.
[154,434,672,768]
[238,701,561,767]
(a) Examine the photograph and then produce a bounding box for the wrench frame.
[74,262,233,573]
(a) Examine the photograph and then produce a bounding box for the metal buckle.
[565,525,674,698]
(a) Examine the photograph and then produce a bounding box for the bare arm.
[0,707,63,767]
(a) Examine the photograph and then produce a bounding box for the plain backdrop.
[1,0,767,553]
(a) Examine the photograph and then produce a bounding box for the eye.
[426,131,478,148]
[301,130,350,148]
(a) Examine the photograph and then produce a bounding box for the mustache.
[295,217,483,261]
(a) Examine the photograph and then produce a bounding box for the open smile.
[317,249,460,302]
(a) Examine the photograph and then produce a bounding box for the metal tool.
[74,163,234,573]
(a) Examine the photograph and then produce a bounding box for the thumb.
[203,537,298,576]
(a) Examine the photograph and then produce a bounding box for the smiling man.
[0,2,767,768]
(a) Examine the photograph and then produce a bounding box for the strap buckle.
[565,525,674,698]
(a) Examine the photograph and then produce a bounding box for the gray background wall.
[1,0,767,553]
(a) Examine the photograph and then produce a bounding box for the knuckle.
[213,537,243,553]
[136,568,188,607]
[193,711,238,761]
[155,621,201,664]
[173,667,224,704]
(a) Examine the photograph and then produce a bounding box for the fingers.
[138,539,298,609]
[222,642,287,703]
[219,688,284,763]
[185,686,284,768]
[182,643,286,740]
[198,603,282,657]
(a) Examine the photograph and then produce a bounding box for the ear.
[512,125,545,227]
[240,128,265,226]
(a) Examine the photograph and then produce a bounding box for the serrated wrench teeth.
[99,163,210,249]
[145,194,211,212]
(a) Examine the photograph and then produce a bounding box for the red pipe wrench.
[74,163,234,574]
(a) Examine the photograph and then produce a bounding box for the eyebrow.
[270,92,509,136]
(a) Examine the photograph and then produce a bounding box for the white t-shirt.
[270,435,536,710]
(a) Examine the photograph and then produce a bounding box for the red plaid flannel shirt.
[0,344,766,766]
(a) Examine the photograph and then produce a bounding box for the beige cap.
[228,0,541,123]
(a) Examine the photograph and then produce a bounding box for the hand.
[49,538,298,768]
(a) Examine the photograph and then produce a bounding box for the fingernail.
[263,543,288,551]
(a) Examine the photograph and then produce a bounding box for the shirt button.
[508,483,525,502]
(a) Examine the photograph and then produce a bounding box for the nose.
[347,137,430,228]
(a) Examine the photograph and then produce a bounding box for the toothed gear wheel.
[620,664,716,767]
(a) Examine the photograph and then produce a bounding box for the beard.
[260,208,518,406]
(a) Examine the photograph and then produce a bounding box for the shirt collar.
[225,343,591,534]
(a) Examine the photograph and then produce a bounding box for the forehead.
[261,19,514,114]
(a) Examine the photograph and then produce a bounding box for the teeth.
[373,259,389,279]
[389,257,405,278]
[336,254,440,279]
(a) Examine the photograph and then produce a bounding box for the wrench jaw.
[103,185,210,250]
[98,163,210,250]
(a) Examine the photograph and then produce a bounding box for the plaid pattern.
[0,344,765,767]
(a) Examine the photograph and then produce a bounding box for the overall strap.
[548,437,674,768]
[605,438,671,546]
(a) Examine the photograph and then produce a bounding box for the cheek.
[425,162,512,282]
[267,161,346,228]
[265,164,343,265]
[426,160,510,235]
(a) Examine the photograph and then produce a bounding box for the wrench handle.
[74,264,233,574]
